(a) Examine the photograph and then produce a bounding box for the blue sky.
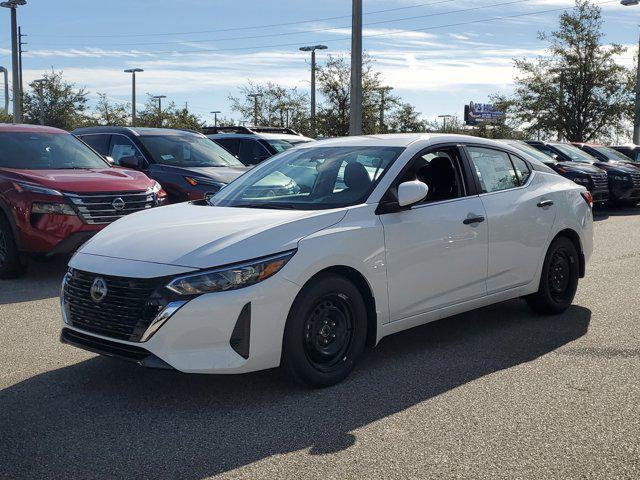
[0,0,636,125]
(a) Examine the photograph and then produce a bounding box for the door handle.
[537,200,554,208]
[463,216,485,225]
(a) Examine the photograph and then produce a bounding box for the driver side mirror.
[119,155,145,170]
[397,180,429,207]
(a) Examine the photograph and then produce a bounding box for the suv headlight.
[150,181,163,194]
[611,175,630,182]
[32,202,76,215]
[570,176,590,185]
[166,250,296,296]
[13,181,63,196]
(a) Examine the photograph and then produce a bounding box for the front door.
[380,146,488,321]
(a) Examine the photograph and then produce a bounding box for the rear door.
[464,145,556,294]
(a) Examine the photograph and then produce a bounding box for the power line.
[25,0,465,38]
[26,0,532,48]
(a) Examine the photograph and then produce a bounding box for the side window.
[398,148,465,203]
[510,155,531,185]
[109,136,142,164]
[79,134,110,155]
[467,147,519,193]
[238,139,269,165]
[215,138,240,156]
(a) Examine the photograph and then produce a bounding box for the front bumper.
[60,262,301,374]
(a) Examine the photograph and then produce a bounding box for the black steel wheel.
[282,273,367,387]
[526,236,579,315]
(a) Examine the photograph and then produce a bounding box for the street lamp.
[210,110,221,127]
[376,86,393,134]
[438,114,453,132]
[247,93,263,126]
[299,44,328,138]
[1,0,27,123]
[124,68,143,126]
[33,78,45,125]
[152,95,166,128]
[621,0,640,144]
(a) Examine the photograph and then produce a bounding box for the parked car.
[527,140,640,206]
[0,124,166,278]
[572,142,640,170]
[73,126,248,202]
[60,134,593,387]
[611,144,640,163]
[501,139,609,204]
[206,126,314,166]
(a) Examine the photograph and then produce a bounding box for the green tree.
[503,0,633,142]
[92,93,130,126]
[22,71,90,130]
[0,109,12,123]
[136,96,203,131]
[387,103,427,133]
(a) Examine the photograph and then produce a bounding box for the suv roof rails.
[202,125,302,136]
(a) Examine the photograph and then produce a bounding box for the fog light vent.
[230,303,251,359]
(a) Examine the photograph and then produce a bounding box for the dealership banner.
[464,102,505,125]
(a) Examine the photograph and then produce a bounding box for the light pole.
[438,114,453,132]
[1,0,26,123]
[33,78,45,125]
[124,68,143,126]
[621,0,640,144]
[349,0,363,136]
[299,44,327,138]
[0,66,8,112]
[152,95,166,128]
[377,87,392,134]
[248,93,263,126]
[210,110,221,127]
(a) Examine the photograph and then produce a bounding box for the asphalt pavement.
[1,208,639,479]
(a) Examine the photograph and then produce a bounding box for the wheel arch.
[0,197,20,246]
[302,265,378,347]
[552,228,585,278]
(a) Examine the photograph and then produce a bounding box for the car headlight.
[570,176,590,184]
[184,176,226,189]
[166,250,296,296]
[150,181,163,194]
[13,181,63,196]
[611,175,630,182]
[31,202,76,215]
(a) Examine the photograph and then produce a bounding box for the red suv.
[0,124,166,278]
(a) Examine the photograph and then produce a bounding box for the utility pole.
[33,78,44,125]
[152,95,166,128]
[620,2,640,142]
[248,93,263,126]
[377,87,392,134]
[124,68,143,126]
[0,66,8,112]
[1,1,26,123]
[18,26,26,108]
[299,44,327,138]
[349,0,363,136]
[210,110,221,127]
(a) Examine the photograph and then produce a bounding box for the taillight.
[581,190,593,209]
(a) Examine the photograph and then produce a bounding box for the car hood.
[556,162,604,174]
[155,164,248,184]
[594,162,639,174]
[77,203,347,269]
[1,168,155,192]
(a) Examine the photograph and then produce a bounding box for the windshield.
[551,143,596,163]
[593,146,634,163]
[0,132,109,170]
[139,134,243,167]
[210,146,404,210]
[264,139,294,153]
[503,140,555,163]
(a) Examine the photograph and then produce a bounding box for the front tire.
[0,216,25,279]
[526,236,579,315]
[281,273,367,387]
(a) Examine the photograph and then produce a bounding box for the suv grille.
[589,173,609,202]
[66,190,155,225]
[631,172,640,188]
[63,269,164,342]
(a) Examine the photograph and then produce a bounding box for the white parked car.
[60,134,593,387]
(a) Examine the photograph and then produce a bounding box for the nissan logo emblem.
[112,197,126,211]
[90,277,108,303]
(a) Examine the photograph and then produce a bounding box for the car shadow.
[0,257,68,305]
[0,299,591,479]
[595,206,640,220]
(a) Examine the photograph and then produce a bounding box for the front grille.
[66,190,155,225]
[63,269,165,342]
[590,173,608,192]
[631,172,640,189]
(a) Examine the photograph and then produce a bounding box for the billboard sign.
[464,102,504,125]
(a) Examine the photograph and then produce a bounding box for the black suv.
[527,140,640,206]
[73,127,248,202]
[573,143,640,169]
[205,126,313,166]
[611,144,640,163]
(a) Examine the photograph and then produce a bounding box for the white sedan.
[60,134,593,387]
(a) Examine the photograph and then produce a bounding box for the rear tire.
[0,215,25,279]
[281,273,367,388]
[526,236,579,315]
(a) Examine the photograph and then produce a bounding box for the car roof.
[207,132,313,142]
[72,126,205,137]
[0,123,67,134]
[295,133,513,149]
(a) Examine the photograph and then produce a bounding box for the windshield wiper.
[231,203,300,210]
